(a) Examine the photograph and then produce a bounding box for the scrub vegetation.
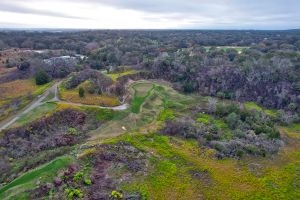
[1,30,300,199]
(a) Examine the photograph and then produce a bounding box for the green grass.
[131,83,154,113]
[244,102,277,117]
[87,81,194,144]
[196,113,212,124]
[133,82,154,97]
[280,123,300,139]
[0,156,73,199]
[3,79,300,200]
[158,109,175,121]
[204,46,249,53]
[32,80,54,96]
[244,102,263,111]
[13,102,57,127]
[289,124,300,131]
[195,113,233,139]
[103,69,139,81]
[107,131,300,200]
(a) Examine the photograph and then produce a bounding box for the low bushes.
[0,109,87,182]
[160,102,283,159]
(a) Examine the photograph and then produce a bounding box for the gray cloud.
[0,1,88,19]
[0,0,299,29]
[75,0,300,29]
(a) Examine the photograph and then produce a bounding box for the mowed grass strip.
[0,156,73,198]
[131,82,154,113]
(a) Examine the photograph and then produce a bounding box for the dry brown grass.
[0,79,39,100]
[59,88,120,107]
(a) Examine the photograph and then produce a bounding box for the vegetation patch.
[0,109,87,184]
[13,102,57,127]
[59,84,120,107]
[104,69,139,81]
[244,102,277,117]
[0,79,53,121]
[59,70,121,107]
[131,82,154,113]
[0,156,73,199]
[110,132,300,200]
[161,102,281,159]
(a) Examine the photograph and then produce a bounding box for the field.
[87,80,197,144]
[103,69,139,81]
[0,79,53,121]
[204,46,249,53]
[1,80,300,200]
[109,128,300,200]
[131,82,154,113]
[0,67,16,78]
[58,83,120,107]
[0,79,51,101]
[87,81,300,199]
[0,156,73,199]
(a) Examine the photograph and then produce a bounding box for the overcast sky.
[0,0,299,29]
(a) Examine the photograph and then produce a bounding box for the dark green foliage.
[17,61,30,71]
[225,112,239,129]
[79,87,85,97]
[183,82,195,93]
[90,62,102,70]
[216,103,240,117]
[35,70,51,85]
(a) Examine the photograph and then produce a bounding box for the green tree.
[35,70,50,85]
[79,87,85,97]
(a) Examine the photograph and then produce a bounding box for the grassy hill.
[0,80,300,199]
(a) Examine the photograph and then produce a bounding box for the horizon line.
[0,28,300,32]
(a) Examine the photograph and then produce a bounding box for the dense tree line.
[1,30,300,114]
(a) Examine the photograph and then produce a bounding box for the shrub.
[79,87,85,97]
[73,172,84,181]
[216,103,240,117]
[35,70,51,85]
[216,91,225,99]
[236,149,244,158]
[84,179,92,185]
[158,109,175,121]
[68,128,78,135]
[196,113,213,125]
[225,112,240,129]
[111,190,123,199]
[182,82,194,93]
[288,103,298,111]
[17,61,30,71]
[65,188,83,199]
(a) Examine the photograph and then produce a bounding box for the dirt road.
[0,82,128,131]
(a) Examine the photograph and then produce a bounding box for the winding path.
[0,82,128,131]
